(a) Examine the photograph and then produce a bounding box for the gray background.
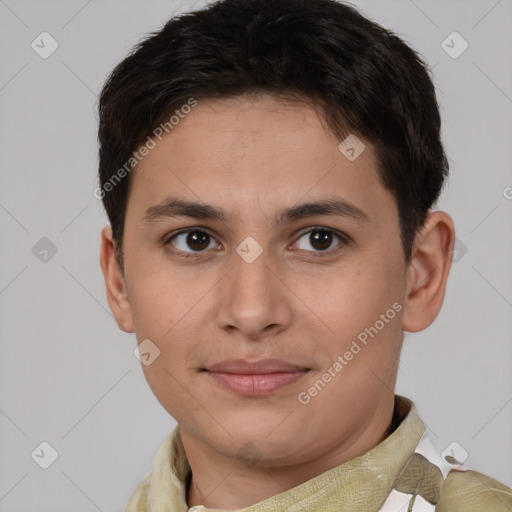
[0,0,511,510]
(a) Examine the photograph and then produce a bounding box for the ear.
[402,211,455,333]
[99,225,134,333]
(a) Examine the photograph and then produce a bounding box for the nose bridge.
[231,246,275,310]
[217,243,291,337]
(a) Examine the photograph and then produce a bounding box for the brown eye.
[309,230,333,250]
[294,228,346,253]
[186,231,210,250]
[167,230,217,253]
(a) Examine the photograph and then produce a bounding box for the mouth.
[201,359,312,396]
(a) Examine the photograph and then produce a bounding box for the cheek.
[125,254,199,335]
[297,255,404,348]
[140,357,188,422]
[129,282,176,337]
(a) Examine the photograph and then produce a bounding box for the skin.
[100,94,455,510]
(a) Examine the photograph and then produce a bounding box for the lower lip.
[205,370,309,396]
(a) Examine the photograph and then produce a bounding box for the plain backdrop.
[0,0,511,510]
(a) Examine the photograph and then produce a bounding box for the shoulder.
[436,469,512,511]
[124,471,151,512]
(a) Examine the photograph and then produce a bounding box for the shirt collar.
[135,395,426,512]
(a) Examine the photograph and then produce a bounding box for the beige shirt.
[125,395,512,511]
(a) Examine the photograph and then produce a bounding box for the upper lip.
[204,358,309,374]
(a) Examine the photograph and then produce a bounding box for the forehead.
[127,95,395,224]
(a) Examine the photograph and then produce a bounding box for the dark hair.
[98,0,448,269]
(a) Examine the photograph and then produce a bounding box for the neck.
[184,398,396,510]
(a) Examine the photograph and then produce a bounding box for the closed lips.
[203,359,310,374]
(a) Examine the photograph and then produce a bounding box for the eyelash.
[163,227,351,259]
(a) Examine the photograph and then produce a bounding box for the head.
[99,0,454,468]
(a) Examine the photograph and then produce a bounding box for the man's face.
[121,94,409,466]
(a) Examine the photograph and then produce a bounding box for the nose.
[215,247,293,340]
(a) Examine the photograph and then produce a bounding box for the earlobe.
[401,211,455,333]
[99,225,135,333]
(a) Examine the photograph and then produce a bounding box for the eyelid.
[294,225,351,242]
[163,227,223,255]
[165,227,211,243]
[290,226,351,254]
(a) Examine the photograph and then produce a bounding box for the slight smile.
[202,359,312,396]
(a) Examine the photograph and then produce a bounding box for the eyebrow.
[143,197,368,224]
